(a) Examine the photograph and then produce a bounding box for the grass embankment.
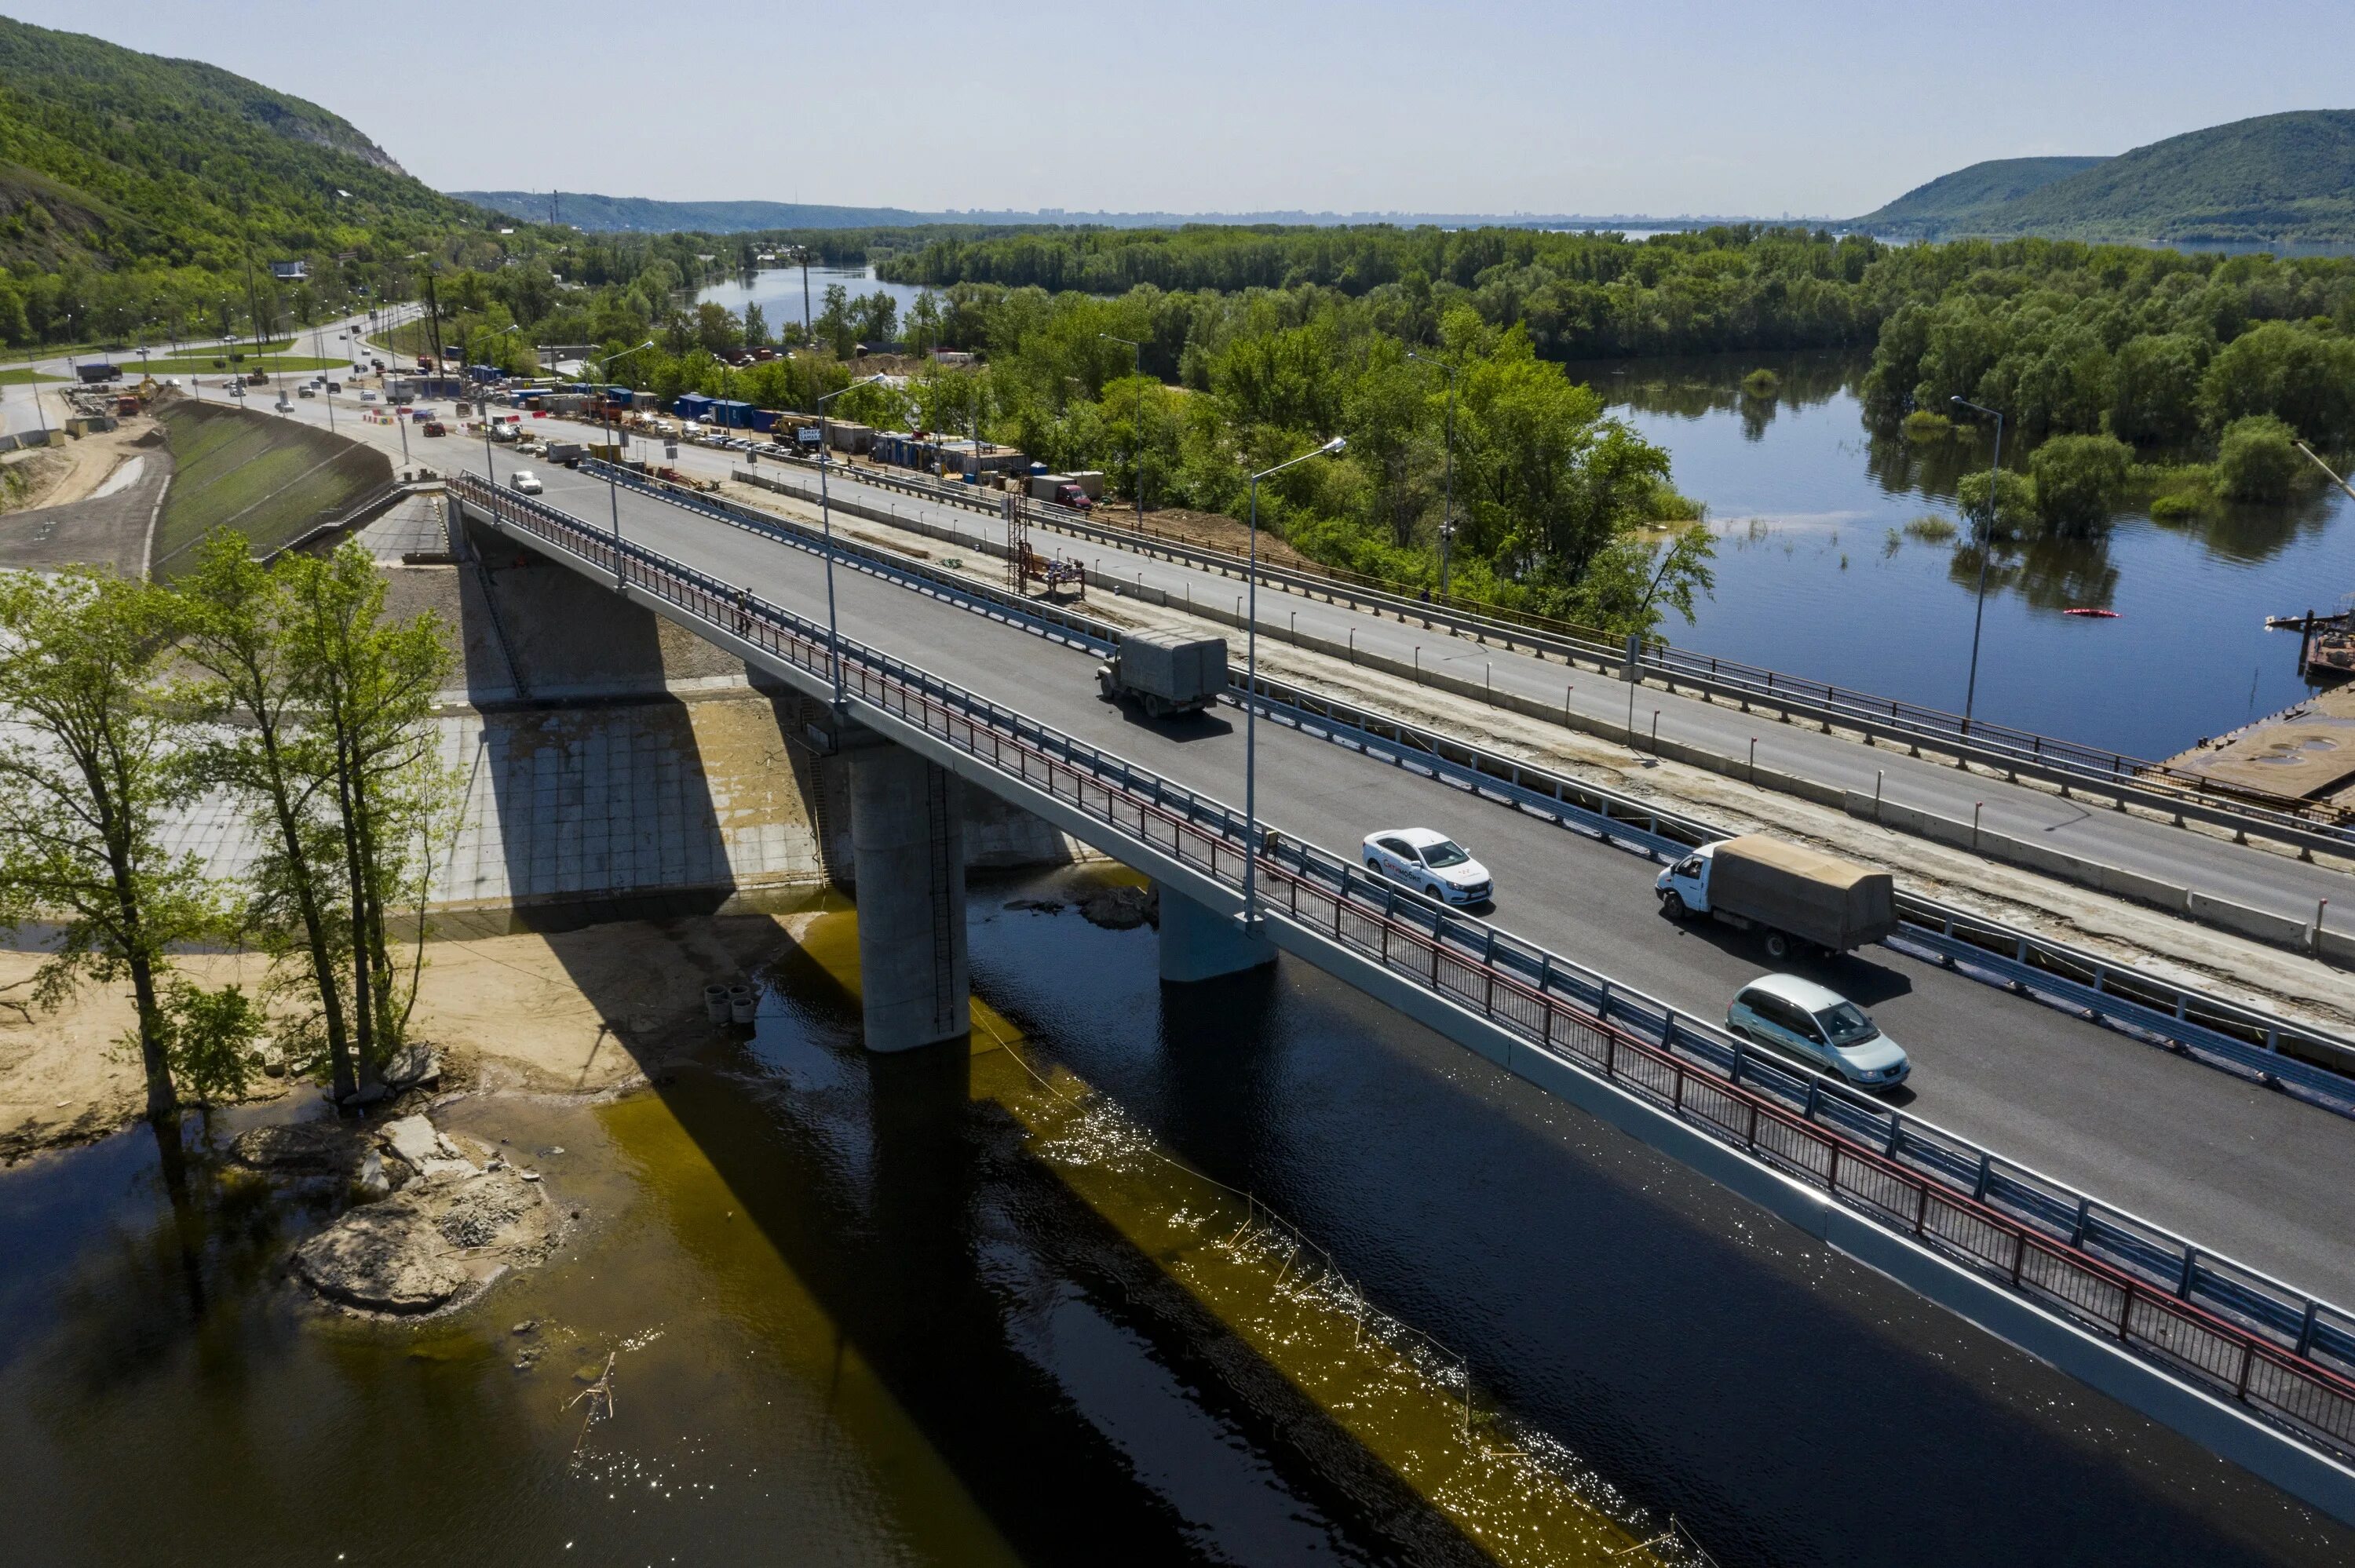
[1,337,300,368]
[132,353,349,377]
[0,367,62,385]
[149,398,391,577]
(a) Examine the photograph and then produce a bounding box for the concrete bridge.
[444,459,2355,1522]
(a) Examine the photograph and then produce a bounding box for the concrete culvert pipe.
[703,984,730,1023]
[728,985,757,1025]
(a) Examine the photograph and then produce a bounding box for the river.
[1600,351,2353,760]
[697,266,933,340]
[2,868,2348,1566]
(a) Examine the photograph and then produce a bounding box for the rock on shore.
[290,1114,566,1316]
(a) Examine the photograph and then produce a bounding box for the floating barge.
[2266,608,2355,684]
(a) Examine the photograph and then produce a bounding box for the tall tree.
[175,534,360,1103]
[0,569,218,1121]
[282,544,454,1092]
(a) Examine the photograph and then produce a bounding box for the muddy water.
[0,867,2349,1566]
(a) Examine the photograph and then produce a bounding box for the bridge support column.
[1157,883,1275,983]
[849,741,970,1052]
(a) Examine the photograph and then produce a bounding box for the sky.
[12,0,2354,218]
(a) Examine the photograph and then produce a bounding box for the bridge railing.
[452,470,2355,1461]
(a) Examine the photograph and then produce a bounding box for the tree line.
[0,538,452,1132]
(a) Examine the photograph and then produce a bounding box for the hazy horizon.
[7,0,2351,218]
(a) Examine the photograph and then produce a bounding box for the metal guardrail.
[750,450,2355,853]
[606,458,2355,1103]
[459,469,2355,1463]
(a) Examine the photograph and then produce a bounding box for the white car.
[1727,973,1911,1088]
[1361,828,1493,906]
[509,469,543,494]
[359,390,379,403]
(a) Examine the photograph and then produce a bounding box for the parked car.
[1726,974,1911,1088]
[1360,828,1494,906]
[509,469,543,494]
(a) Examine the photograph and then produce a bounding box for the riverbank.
[0,909,827,1165]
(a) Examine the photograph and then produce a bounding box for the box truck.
[1096,630,1227,719]
[1655,836,1896,959]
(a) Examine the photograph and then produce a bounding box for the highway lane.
[753,462,2355,923]
[487,446,2355,1307]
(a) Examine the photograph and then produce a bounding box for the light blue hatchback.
[1727,972,1911,1088]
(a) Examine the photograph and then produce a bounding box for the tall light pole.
[1240,436,1346,929]
[1952,396,2005,735]
[1099,332,1147,525]
[477,323,526,485]
[816,373,887,704]
[586,340,657,586]
[1405,349,1459,600]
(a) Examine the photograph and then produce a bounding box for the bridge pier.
[849,738,971,1052]
[1157,883,1275,983]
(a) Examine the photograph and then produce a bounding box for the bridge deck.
[479,450,2355,1312]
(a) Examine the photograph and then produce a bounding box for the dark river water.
[1601,352,2352,761]
[2,868,2348,1566]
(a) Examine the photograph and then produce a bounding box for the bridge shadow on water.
[526,905,1499,1566]
[967,885,2355,1568]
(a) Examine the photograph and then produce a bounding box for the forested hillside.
[0,15,496,348]
[1854,156,2108,236]
[1853,111,2355,244]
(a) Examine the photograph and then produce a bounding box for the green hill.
[0,14,487,275]
[1853,155,2108,236]
[1853,110,2355,244]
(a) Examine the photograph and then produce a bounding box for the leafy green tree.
[0,569,225,1121]
[2214,414,2307,501]
[282,544,454,1091]
[2106,334,2205,447]
[1956,468,2036,539]
[2028,434,2132,534]
[1565,523,1718,636]
[174,534,363,1103]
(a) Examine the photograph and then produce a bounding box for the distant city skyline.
[8,0,2352,218]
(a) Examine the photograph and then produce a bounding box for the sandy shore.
[0,911,816,1163]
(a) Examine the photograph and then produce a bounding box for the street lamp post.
[1240,436,1347,929]
[1951,396,2005,735]
[1099,333,1146,525]
[477,323,526,487]
[1405,349,1459,600]
[586,340,657,586]
[815,374,888,704]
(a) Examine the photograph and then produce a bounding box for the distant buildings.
[269,260,308,281]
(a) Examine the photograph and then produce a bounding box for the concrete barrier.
[2189,890,2316,951]
[2099,866,2193,914]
